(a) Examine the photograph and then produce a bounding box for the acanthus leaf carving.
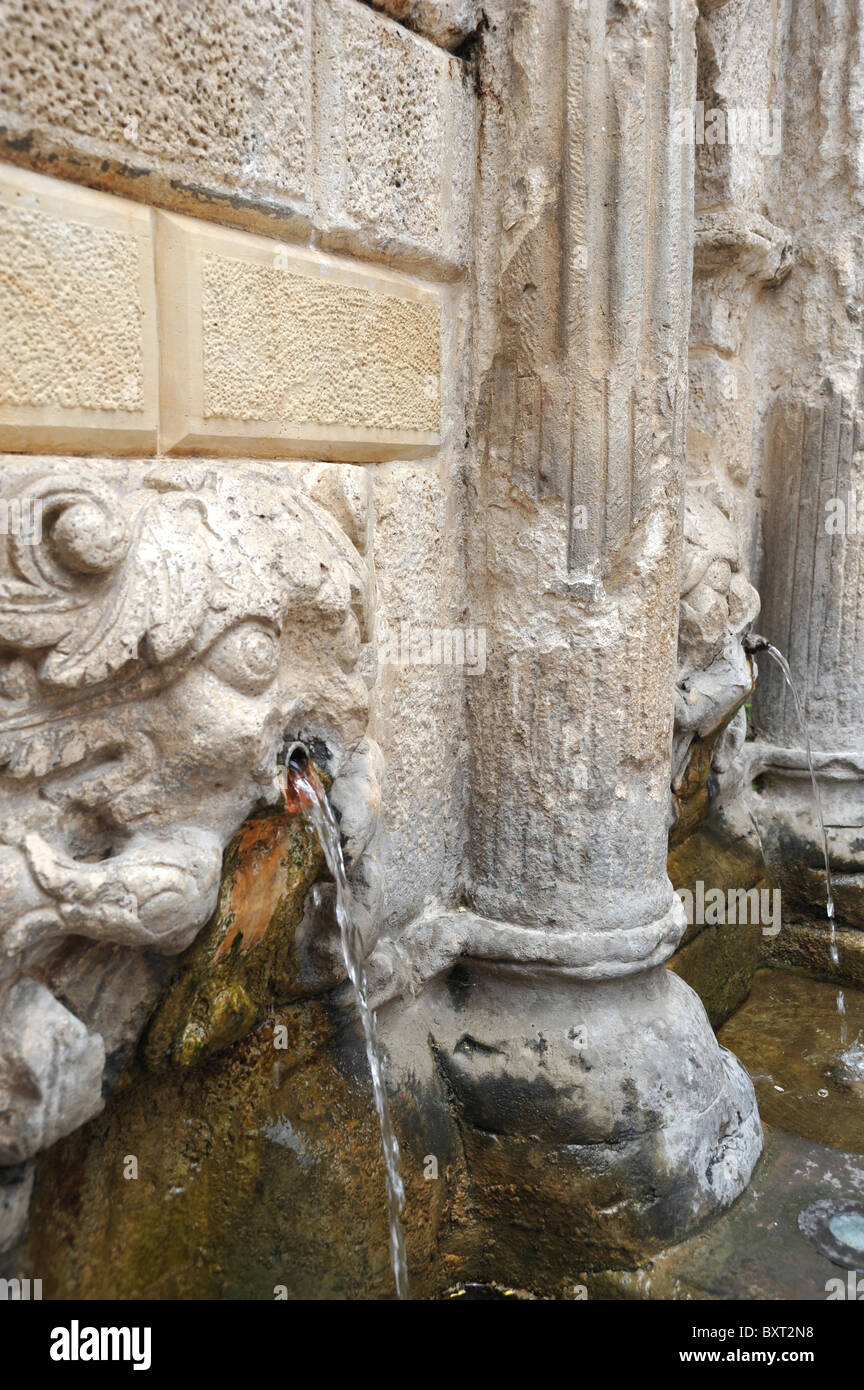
[0,461,381,1164]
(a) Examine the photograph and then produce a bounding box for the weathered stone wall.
[0,1,476,1279]
[0,0,475,949]
[15,0,858,1296]
[675,0,864,942]
[0,0,475,275]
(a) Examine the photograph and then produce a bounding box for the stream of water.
[283,752,409,1300]
[759,643,847,1045]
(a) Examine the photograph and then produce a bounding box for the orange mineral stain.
[215,816,296,960]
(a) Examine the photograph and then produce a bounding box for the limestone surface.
[0,165,158,453]
[6,0,864,1300]
[156,212,442,458]
[0,460,378,1163]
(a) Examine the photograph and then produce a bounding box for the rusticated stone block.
[0,164,158,454]
[314,0,473,271]
[0,2,473,272]
[0,0,310,213]
[156,211,442,460]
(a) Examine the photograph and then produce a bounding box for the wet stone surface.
[576,1127,864,1300]
[717,968,864,1153]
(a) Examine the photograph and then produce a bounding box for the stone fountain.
[0,0,860,1302]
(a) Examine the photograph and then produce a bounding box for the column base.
[381,957,761,1277]
[747,745,864,927]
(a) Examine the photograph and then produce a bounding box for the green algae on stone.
[27,784,468,1299]
[766,916,864,988]
[29,1001,462,1300]
[143,804,325,1071]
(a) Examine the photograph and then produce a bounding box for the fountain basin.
[717,968,864,1154]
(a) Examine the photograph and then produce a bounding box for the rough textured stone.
[766,917,864,989]
[0,0,311,212]
[466,0,693,945]
[371,0,481,52]
[576,1128,864,1302]
[156,211,442,459]
[0,1162,33,1256]
[0,1,474,274]
[314,0,474,271]
[0,165,157,453]
[0,976,104,1163]
[691,0,864,946]
[379,0,763,1260]
[667,920,765,1029]
[28,998,462,1300]
[12,0,864,1300]
[746,388,864,930]
[370,464,466,934]
[374,960,761,1277]
[141,805,326,1071]
[0,458,379,1164]
[671,489,759,841]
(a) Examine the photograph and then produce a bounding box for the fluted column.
[378,0,761,1278]
[751,386,864,926]
[746,0,864,932]
[464,0,691,970]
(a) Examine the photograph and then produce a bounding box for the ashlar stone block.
[156,211,442,461]
[314,0,474,272]
[0,0,311,215]
[0,164,158,454]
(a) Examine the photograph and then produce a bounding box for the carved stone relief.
[0,461,378,1163]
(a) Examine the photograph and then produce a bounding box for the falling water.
[756,642,846,1044]
[282,749,409,1300]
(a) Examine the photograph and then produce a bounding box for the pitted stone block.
[0,0,310,211]
[314,0,474,271]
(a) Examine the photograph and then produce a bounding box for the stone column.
[465,0,690,962]
[381,0,761,1278]
[746,0,864,940]
[751,386,864,930]
[665,0,788,1022]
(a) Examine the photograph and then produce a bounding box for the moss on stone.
[142,805,325,1071]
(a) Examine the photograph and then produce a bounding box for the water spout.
[281,751,409,1300]
[742,631,771,656]
[285,742,310,773]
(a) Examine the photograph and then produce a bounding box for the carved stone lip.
[693,210,792,283]
[746,744,864,781]
[285,741,310,773]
